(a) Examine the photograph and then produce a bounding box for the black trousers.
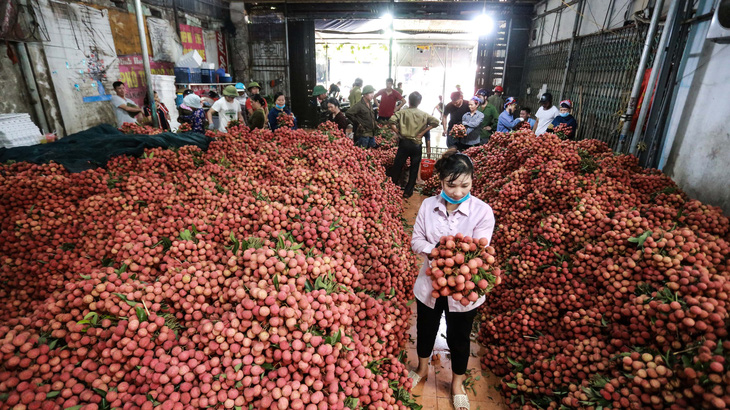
[390,139,422,196]
[416,298,477,375]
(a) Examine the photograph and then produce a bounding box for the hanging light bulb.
[473,13,494,37]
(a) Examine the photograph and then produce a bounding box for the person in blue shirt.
[497,97,525,132]
[548,99,578,139]
[268,91,298,131]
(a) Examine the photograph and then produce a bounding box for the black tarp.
[0,124,210,173]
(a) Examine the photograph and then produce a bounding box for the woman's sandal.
[407,370,424,387]
[452,385,470,410]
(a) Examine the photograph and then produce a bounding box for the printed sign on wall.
[117,55,174,106]
[216,32,228,71]
[179,24,205,61]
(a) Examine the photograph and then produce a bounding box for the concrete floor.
[402,193,507,410]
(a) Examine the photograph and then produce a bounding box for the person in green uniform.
[394,82,404,96]
[248,94,267,130]
[487,86,505,113]
[346,85,378,148]
[349,78,363,107]
[475,89,498,144]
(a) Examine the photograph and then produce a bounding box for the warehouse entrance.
[316,19,480,149]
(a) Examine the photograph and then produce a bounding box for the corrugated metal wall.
[518,24,659,151]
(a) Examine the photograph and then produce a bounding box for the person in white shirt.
[110,81,143,127]
[533,92,560,135]
[207,85,244,132]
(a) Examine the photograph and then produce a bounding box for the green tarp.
[0,124,210,173]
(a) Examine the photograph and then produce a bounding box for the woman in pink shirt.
[409,149,496,410]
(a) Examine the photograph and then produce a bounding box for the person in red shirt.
[374,78,406,122]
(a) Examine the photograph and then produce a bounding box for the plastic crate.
[220,75,232,83]
[201,69,217,83]
[174,67,202,84]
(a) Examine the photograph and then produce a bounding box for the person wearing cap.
[245,81,268,118]
[497,97,525,133]
[346,85,378,148]
[234,82,247,113]
[311,85,330,125]
[475,89,499,144]
[349,78,363,107]
[533,92,559,136]
[182,94,207,133]
[488,86,505,113]
[177,89,196,126]
[248,94,267,130]
[207,85,244,132]
[442,91,471,148]
[459,97,485,151]
[548,100,578,139]
[388,91,440,198]
[375,78,406,122]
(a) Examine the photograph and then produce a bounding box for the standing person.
[349,78,363,107]
[548,99,578,139]
[520,107,535,129]
[455,84,463,98]
[533,92,560,136]
[207,85,244,132]
[497,97,525,132]
[459,97,484,151]
[143,91,171,131]
[248,94,267,130]
[475,89,498,144]
[329,82,341,99]
[488,86,505,113]
[110,81,143,127]
[269,92,298,131]
[394,82,404,96]
[177,89,195,126]
[346,85,378,148]
[432,95,444,117]
[245,82,268,118]
[182,94,207,133]
[388,91,440,198]
[374,78,406,122]
[409,149,495,410]
[326,98,349,132]
[442,91,470,148]
[311,85,329,125]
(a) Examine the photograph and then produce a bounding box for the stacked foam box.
[151,75,180,131]
[0,114,43,148]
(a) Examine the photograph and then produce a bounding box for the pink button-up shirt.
[411,195,496,312]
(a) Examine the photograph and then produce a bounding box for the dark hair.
[113,81,124,89]
[250,94,265,106]
[520,106,531,114]
[408,92,422,107]
[435,148,474,184]
[273,91,285,102]
[182,89,194,97]
[386,78,394,83]
[327,97,340,108]
[143,91,157,106]
[353,78,363,87]
[397,82,402,87]
[208,91,219,99]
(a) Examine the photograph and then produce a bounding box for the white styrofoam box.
[0,112,43,148]
[176,51,203,69]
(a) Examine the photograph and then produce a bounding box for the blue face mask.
[275,104,285,110]
[560,112,569,117]
[441,191,471,205]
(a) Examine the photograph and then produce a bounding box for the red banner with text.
[180,24,205,61]
[117,55,175,107]
[216,31,227,71]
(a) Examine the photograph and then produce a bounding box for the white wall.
[661,0,730,215]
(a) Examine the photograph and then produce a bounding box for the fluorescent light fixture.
[473,13,494,36]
